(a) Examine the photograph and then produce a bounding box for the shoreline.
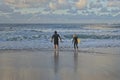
[0,47,120,54]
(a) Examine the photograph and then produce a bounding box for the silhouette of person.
[51,31,62,50]
[72,34,78,50]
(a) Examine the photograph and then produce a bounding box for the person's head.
[73,34,77,37]
[54,31,57,34]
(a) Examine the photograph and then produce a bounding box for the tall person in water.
[51,31,62,50]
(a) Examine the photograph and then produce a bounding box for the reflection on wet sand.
[54,50,59,74]
[0,48,120,80]
[74,50,78,73]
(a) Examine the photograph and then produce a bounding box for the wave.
[0,28,120,41]
[0,33,118,41]
[62,33,120,39]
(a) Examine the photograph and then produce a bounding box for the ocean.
[0,24,120,49]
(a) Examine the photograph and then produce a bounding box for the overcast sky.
[0,0,120,23]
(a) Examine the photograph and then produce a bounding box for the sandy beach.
[0,47,120,80]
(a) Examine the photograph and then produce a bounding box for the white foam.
[0,39,120,49]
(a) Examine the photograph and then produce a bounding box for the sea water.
[0,24,120,49]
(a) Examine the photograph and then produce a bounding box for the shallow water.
[0,24,120,49]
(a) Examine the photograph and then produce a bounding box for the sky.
[0,0,120,23]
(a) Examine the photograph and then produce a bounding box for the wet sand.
[0,48,120,80]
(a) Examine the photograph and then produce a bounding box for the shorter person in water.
[72,34,78,50]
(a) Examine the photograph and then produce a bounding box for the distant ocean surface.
[0,24,120,49]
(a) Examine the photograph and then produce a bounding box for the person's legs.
[56,44,59,50]
[54,45,56,49]
[54,41,59,50]
[76,43,78,49]
[74,43,76,49]
[74,43,78,50]
[54,44,59,50]
[54,44,59,55]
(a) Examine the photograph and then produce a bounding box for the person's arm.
[58,34,62,42]
[72,37,74,43]
[51,35,54,42]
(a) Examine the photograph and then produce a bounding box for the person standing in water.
[72,34,78,50]
[51,31,62,50]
